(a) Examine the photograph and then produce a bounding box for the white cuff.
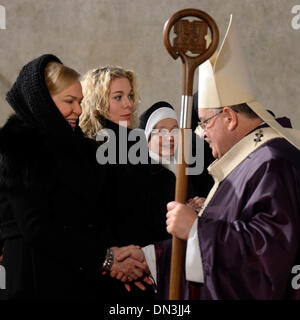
[142,244,157,284]
[185,218,204,283]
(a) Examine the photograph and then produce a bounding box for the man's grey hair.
[230,103,259,119]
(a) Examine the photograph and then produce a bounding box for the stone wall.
[0,0,299,127]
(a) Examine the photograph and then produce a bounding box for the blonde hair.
[44,61,80,96]
[79,66,140,139]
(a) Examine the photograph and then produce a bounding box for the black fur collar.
[0,114,98,203]
[0,114,51,191]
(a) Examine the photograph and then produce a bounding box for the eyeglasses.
[151,128,179,137]
[198,109,223,130]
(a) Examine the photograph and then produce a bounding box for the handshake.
[102,245,154,292]
[101,199,203,293]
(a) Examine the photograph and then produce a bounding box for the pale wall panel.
[0,0,299,127]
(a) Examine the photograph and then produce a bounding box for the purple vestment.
[155,136,300,300]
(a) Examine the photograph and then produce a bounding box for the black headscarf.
[6,54,81,145]
[4,54,97,196]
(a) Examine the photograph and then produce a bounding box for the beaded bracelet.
[102,248,114,272]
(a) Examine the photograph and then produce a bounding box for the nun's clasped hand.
[187,196,206,212]
[166,201,198,240]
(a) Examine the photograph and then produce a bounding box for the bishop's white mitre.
[197,15,300,150]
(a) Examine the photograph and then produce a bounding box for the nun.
[139,101,179,175]
[139,101,209,212]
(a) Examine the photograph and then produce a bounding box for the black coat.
[96,119,208,249]
[91,118,176,300]
[96,119,173,247]
[0,115,111,299]
[0,55,111,300]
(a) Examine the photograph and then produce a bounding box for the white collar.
[198,127,281,216]
[208,127,281,183]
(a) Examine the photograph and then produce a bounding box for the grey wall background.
[0,0,299,127]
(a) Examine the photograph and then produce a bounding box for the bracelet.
[102,248,114,272]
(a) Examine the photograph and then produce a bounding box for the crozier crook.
[162,8,219,300]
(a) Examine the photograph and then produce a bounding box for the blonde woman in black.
[0,55,146,300]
